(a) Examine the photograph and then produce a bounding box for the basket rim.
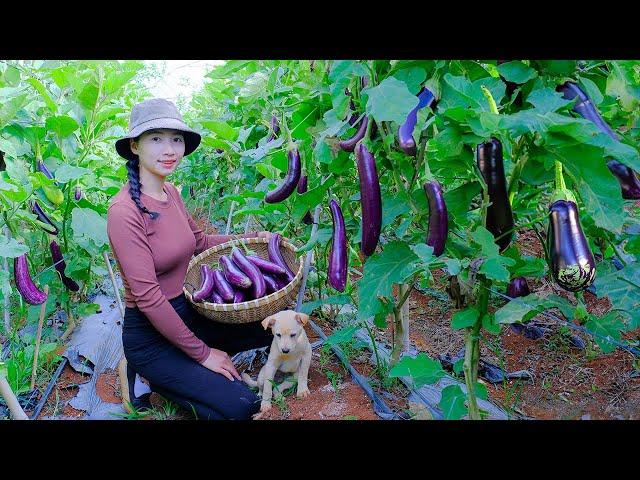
[183,236,303,312]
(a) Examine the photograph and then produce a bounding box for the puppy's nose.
[281,348,290,353]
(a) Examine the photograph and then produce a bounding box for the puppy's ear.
[261,315,276,330]
[295,312,309,326]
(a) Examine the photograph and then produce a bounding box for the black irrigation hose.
[29,356,68,420]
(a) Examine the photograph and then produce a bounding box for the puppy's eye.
[276,333,281,338]
[290,333,296,338]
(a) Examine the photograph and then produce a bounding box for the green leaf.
[471,226,516,283]
[392,67,427,95]
[78,84,99,110]
[201,121,237,141]
[365,77,419,124]
[443,181,481,227]
[585,312,625,354]
[71,208,108,255]
[526,88,571,114]
[624,236,640,255]
[0,271,11,301]
[54,164,89,183]
[357,241,419,321]
[578,77,604,105]
[299,294,352,315]
[451,307,480,329]
[388,353,446,387]
[26,78,57,112]
[482,313,501,335]
[0,235,28,258]
[497,61,538,84]
[440,384,467,420]
[440,74,505,112]
[445,258,462,276]
[325,326,358,346]
[45,115,80,138]
[76,302,101,318]
[381,191,411,229]
[503,247,547,278]
[475,382,488,401]
[411,245,435,270]
[594,262,640,329]
[494,293,567,325]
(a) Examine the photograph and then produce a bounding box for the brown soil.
[35,364,89,419]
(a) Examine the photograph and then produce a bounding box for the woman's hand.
[200,348,241,382]
[256,231,273,241]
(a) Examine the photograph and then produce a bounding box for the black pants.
[122,294,272,420]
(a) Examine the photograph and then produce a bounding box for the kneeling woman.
[107,98,272,419]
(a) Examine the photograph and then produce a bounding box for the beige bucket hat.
[115,98,201,161]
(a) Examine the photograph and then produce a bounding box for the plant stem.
[507,153,529,205]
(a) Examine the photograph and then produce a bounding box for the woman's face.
[130,129,186,178]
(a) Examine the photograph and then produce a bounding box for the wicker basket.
[183,237,303,324]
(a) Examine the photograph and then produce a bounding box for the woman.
[107,98,273,420]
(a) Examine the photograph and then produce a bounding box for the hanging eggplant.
[355,142,381,257]
[328,199,347,292]
[507,277,530,298]
[423,180,448,256]
[49,240,80,292]
[557,80,640,200]
[297,175,313,225]
[14,254,48,305]
[547,199,596,292]
[476,138,514,251]
[31,200,59,235]
[265,146,301,203]
[398,87,436,156]
[267,115,280,142]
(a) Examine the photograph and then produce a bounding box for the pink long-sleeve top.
[107,182,256,363]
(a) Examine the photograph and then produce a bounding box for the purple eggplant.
[607,159,640,200]
[297,175,313,225]
[507,277,531,298]
[211,268,235,302]
[328,199,347,292]
[37,159,55,181]
[209,291,224,304]
[14,254,48,305]
[339,115,368,152]
[74,186,82,201]
[557,81,640,200]
[220,255,252,289]
[49,240,80,292]
[268,233,295,283]
[265,146,301,204]
[423,180,448,257]
[192,264,215,303]
[398,87,436,156]
[232,290,246,303]
[231,247,266,299]
[266,115,280,142]
[274,275,289,290]
[548,200,596,292]
[477,138,514,252]
[31,200,59,235]
[355,142,381,257]
[263,273,279,294]
[246,255,287,276]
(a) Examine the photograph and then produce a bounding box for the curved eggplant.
[192,264,215,303]
[297,175,313,225]
[548,200,596,292]
[31,200,59,235]
[398,87,436,156]
[211,268,234,302]
[14,254,48,305]
[231,247,266,298]
[37,159,55,181]
[220,255,252,289]
[263,273,279,294]
[328,199,347,292]
[476,138,514,252]
[607,159,640,200]
[247,255,287,276]
[339,115,368,152]
[74,186,82,201]
[268,233,295,283]
[355,142,381,257]
[209,291,224,304]
[423,180,448,257]
[265,146,301,204]
[507,277,530,299]
[49,241,80,292]
[557,81,640,200]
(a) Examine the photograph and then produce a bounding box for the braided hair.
[125,155,160,220]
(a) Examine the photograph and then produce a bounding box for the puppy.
[241,310,312,418]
